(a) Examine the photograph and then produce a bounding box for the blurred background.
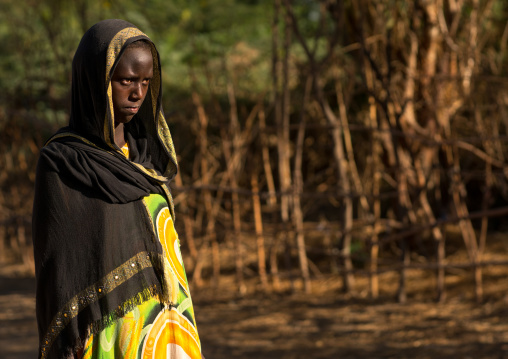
[1,0,508,358]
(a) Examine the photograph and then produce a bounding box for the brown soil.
[0,263,38,359]
[193,273,508,359]
[2,236,508,359]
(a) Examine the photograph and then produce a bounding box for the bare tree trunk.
[271,0,283,292]
[251,174,269,292]
[293,77,312,293]
[474,106,494,304]
[258,108,277,208]
[259,106,281,290]
[280,0,294,292]
[174,173,198,266]
[468,0,495,302]
[449,146,478,282]
[422,0,450,302]
[396,174,410,304]
[323,103,354,293]
[475,162,491,303]
[364,58,381,299]
[225,81,246,296]
[190,91,220,288]
[336,79,370,215]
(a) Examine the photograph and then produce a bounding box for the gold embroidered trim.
[131,162,168,182]
[160,184,176,221]
[157,112,179,178]
[148,42,160,119]
[106,83,114,148]
[39,252,154,358]
[105,27,148,81]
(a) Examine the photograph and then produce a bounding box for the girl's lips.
[125,107,139,113]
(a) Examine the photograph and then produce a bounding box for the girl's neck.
[114,122,126,148]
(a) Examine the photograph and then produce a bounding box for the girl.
[33,19,202,359]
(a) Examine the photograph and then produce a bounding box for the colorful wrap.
[80,194,201,359]
[32,19,189,358]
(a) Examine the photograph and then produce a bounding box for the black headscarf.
[33,19,178,358]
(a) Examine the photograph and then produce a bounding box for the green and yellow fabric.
[81,193,201,359]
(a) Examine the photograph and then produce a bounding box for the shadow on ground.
[2,263,508,359]
[0,269,38,359]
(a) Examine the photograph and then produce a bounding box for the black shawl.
[32,19,178,358]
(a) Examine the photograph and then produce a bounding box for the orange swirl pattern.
[141,308,201,359]
[156,207,189,295]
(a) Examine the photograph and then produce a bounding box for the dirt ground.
[2,246,508,359]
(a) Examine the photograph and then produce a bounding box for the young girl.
[32,19,202,359]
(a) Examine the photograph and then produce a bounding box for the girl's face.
[111,46,153,125]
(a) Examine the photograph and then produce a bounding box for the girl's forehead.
[122,46,153,61]
[115,47,154,72]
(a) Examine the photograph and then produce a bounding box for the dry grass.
[3,232,508,358]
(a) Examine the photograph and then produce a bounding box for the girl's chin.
[114,116,136,126]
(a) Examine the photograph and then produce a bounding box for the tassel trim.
[39,251,171,359]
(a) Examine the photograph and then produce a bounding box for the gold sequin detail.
[39,252,155,359]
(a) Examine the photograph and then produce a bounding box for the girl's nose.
[131,83,143,100]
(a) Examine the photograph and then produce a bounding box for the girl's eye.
[121,79,132,85]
